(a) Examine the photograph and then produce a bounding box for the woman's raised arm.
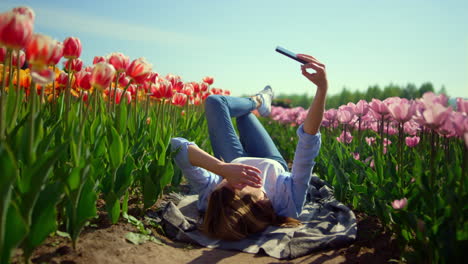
[297,54,328,135]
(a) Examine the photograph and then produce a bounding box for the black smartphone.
[275,46,308,64]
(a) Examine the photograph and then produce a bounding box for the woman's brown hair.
[200,186,301,241]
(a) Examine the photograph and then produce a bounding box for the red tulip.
[0,47,6,62]
[405,136,420,148]
[31,68,55,85]
[25,34,56,68]
[147,72,159,83]
[150,80,173,99]
[63,37,82,59]
[12,50,25,68]
[47,41,63,66]
[90,62,116,91]
[93,56,106,64]
[191,82,200,93]
[391,198,408,210]
[166,74,183,92]
[126,57,151,84]
[182,83,194,96]
[118,72,130,87]
[192,94,202,106]
[82,91,89,103]
[107,52,129,72]
[200,82,208,92]
[171,92,187,107]
[202,76,214,85]
[74,70,92,90]
[64,58,83,72]
[56,72,68,87]
[0,11,34,50]
[12,6,35,21]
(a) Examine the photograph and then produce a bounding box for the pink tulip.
[365,136,376,146]
[171,92,187,107]
[405,136,420,147]
[422,103,452,129]
[337,106,354,124]
[388,98,416,123]
[391,198,408,210]
[90,62,116,91]
[354,100,369,117]
[25,34,56,68]
[64,58,83,72]
[63,37,82,59]
[369,98,390,119]
[107,52,130,72]
[12,6,35,21]
[420,92,448,107]
[352,152,360,160]
[203,76,214,85]
[452,113,468,138]
[404,120,421,136]
[336,131,353,144]
[93,56,106,64]
[126,57,152,84]
[0,11,34,50]
[456,98,468,115]
[12,50,25,68]
[324,109,338,122]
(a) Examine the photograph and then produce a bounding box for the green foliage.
[274,82,439,109]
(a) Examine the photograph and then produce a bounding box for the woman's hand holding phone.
[297,54,328,92]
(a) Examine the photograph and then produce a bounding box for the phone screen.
[275,46,308,64]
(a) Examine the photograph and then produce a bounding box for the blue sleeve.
[171,137,222,197]
[290,124,322,215]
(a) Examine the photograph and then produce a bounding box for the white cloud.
[33,6,204,45]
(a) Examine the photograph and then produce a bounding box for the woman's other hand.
[219,163,263,189]
[297,54,328,92]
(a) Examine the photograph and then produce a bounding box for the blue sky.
[1,0,467,98]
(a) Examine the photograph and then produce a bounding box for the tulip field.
[0,5,467,264]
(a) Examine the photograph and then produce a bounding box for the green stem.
[0,49,11,140]
[28,81,37,164]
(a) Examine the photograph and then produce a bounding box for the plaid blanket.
[159,175,357,259]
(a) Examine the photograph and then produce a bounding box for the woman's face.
[215,179,267,202]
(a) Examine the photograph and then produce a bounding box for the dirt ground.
[12,209,401,264]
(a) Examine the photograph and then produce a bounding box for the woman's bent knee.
[205,95,226,112]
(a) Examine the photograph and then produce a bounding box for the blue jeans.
[204,95,288,171]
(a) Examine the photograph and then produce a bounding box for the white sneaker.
[256,85,274,117]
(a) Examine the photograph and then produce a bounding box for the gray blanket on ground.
[159,175,357,259]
